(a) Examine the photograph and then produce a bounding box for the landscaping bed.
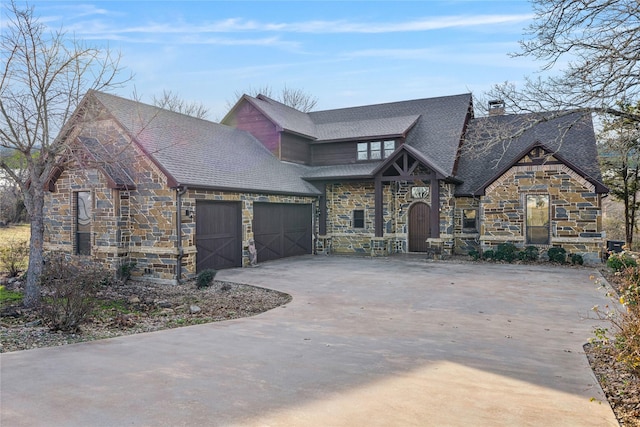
[0,276,291,353]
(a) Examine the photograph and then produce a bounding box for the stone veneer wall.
[480,163,603,263]
[180,191,318,278]
[326,182,380,254]
[453,196,481,254]
[325,180,457,255]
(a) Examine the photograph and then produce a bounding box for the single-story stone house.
[44,90,607,283]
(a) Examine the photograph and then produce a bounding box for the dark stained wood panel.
[233,102,280,156]
[281,132,311,164]
[311,142,357,166]
[253,203,312,263]
[196,201,242,271]
[409,202,431,252]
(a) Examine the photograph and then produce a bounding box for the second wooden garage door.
[253,203,312,263]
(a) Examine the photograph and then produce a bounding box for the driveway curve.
[1,256,618,426]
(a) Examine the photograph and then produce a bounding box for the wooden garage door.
[253,203,312,263]
[196,201,242,271]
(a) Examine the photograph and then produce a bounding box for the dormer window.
[357,140,396,161]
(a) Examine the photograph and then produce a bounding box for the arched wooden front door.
[408,202,431,252]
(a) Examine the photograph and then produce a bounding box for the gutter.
[176,185,188,284]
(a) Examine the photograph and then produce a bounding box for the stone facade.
[180,190,317,276]
[324,179,458,256]
[479,163,604,263]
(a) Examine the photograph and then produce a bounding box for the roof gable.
[455,112,607,196]
[86,91,320,196]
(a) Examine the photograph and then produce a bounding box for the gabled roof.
[455,111,607,196]
[313,115,419,142]
[223,93,473,178]
[309,94,473,176]
[223,94,317,138]
[78,136,136,189]
[87,91,320,196]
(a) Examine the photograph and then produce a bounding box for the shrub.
[196,269,217,289]
[0,239,29,277]
[547,247,567,264]
[570,253,584,265]
[468,249,481,260]
[518,246,539,262]
[482,249,495,261]
[116,260,137,283]
[494,243,518,263]
[39,253,111,332]
[606,251,637,272]
[606,267,640,375]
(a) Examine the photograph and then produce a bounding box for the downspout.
[176,186,188,284]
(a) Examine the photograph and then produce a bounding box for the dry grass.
[0,224,30,246]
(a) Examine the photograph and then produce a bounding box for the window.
[75,191,92,255]
[353,209,365,228]
[370,141,381,159]
[356,140,396,161]
[384,140,395,157]
[526,194,550,244]
[357,143,368,161]
[411,186,430,199]
[462,209,477,231]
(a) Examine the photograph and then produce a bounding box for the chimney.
[488,100,505,116]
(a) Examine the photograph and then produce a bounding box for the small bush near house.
[196,269,217,289]
[39,253,111,333]
[547,247,567,264]
[494,243,518,262]
[0,239,29,277]
[570,253,584,265]
[468,249,481,260]
[482,249,495,261]
[518,246,539,262]
[607,251,638,272]
[116,260,137,283]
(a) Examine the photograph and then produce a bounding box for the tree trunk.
[23,189,45,308]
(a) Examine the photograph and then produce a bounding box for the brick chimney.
[488,100,505,116]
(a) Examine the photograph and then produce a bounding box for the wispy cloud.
[59,13,532,40]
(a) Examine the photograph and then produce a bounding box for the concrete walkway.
[1,256,618,426]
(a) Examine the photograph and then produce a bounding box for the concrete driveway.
[1,256,618,426]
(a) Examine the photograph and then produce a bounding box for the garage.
[253,203,313,263]
[196,201,242,271]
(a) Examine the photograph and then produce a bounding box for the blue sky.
[27,0,539,120]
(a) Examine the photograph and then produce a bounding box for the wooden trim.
[375,176,383,237]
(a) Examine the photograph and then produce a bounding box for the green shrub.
[116,260,137,283]
[518,246,539,262]
[607,251,637,272]
[0,239,29,277]
[196,269,217,289]
[494,243,518,262]
[483,249,495,260]
[570,253,584,265]
[547,247,567,264]
[39,253,110,333]
[468,249,481,260]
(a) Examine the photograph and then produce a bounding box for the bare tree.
[599,101,640,246]
[486,0,640,123]
[152,90,209,119]
[227,84,318,112]
[0,1,128,307]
